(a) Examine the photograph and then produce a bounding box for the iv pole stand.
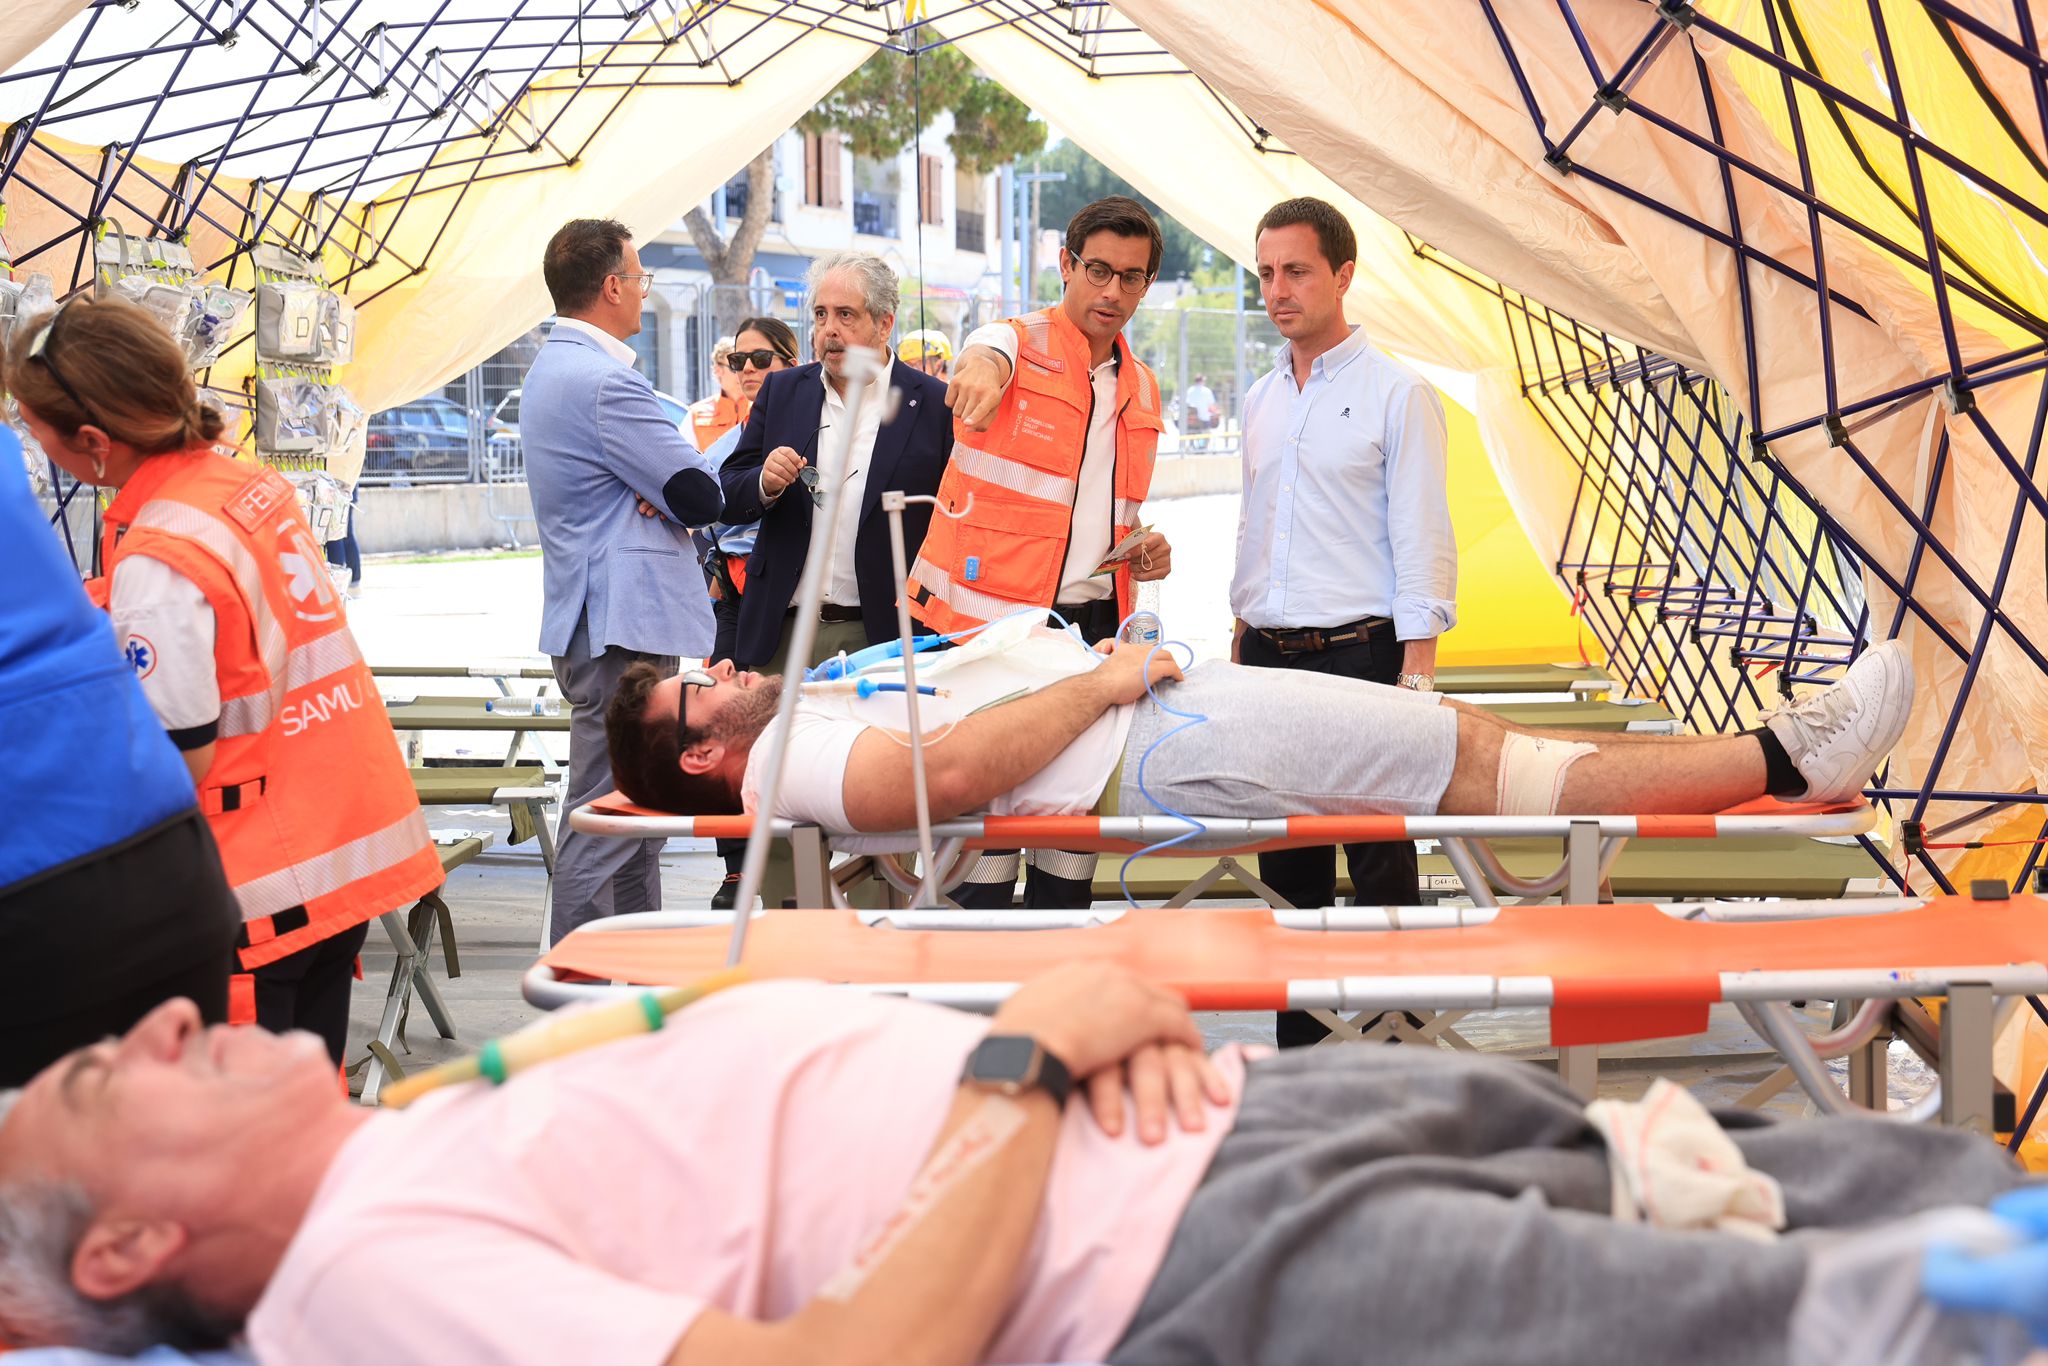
[726,348,886,966]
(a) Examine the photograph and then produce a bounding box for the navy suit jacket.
[718,360,952,667]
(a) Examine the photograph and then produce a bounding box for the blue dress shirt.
[1230,326,1457,640]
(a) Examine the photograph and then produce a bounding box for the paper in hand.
[1092,523,1154,576]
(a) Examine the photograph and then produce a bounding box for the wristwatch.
[1398,672,1436,692]
[960,1034,1074,1108]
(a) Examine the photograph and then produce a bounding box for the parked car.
[364,396,475,482]
[484,385,695,477]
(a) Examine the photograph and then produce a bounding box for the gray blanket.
[1109,1047,2026,1366]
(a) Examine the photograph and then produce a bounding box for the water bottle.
[485,696,561,716]
[1121,580,1163,645]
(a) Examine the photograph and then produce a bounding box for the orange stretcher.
[529,896,2048,1132]
[568,794,1880,909]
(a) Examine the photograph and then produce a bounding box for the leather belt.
[1254,616,1392,655]
[805,603,864,624]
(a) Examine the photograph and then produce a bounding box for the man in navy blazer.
[523,219,722,943]
[717,252,952,673]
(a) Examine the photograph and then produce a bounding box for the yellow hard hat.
[897,329,954,363]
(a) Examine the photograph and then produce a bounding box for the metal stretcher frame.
[568,794,1878,909]
[526,897,2048,1133]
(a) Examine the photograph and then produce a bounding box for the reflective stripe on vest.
[946,441,1080,506]
[128,499,288,683]
[217,630,366,738]
[907,559,1031,625]
[1113,497,1144,527]
[232,806,433,922]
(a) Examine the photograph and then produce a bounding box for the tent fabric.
[1112,0,2047,844]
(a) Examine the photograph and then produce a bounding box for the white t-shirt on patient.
[247,982,1248,1366]
[743,626,1137,848]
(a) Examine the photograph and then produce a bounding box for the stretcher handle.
[380,967,748,1108]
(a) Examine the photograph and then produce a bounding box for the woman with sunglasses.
[695,315,798,907]
[687,336,748,453]
[3,296,443,1068]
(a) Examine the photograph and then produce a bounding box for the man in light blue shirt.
[523,218,722,943]
[1231,198,1457,1046]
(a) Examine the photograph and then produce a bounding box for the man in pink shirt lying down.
[0,955,2034,1366]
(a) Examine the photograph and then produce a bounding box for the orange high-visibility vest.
[691,394,747,452]
[905,307,1162,633]
[94,450,442,977]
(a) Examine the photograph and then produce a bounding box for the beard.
[708,674,782,748]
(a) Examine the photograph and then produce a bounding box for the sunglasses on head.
[726,349,792,372]
[26,300,115,434]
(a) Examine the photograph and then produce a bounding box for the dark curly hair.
[604,662,742,815]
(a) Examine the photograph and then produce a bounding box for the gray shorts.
[1115,660,1458,819]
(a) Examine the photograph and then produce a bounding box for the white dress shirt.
[962,320,1117,604]
[109,554,220,744]
[1230,326,1456,639]
[819,358,890,607]
[550,315,638,367]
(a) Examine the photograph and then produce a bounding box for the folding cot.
[384,692,572,773]
[567,794,1879,912]
[1434,662,1612,695]
[371,661,557,690]
[526,896,2048,1135]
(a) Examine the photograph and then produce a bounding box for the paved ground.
[342,505,1935,1115]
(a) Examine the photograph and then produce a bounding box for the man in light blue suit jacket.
[523,219,722,943]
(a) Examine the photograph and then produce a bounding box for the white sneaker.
[1762,640,1913,803]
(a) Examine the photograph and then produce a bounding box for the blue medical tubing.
[807,633,950,682]
[1111,610,1209,909]
[855,679,938,699]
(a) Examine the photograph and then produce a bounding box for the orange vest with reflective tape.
[94,450,441,971]
[691,394,747,452]
[905,307,1161,633]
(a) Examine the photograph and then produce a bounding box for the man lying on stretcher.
[603,616,1914,834]
[1,959,2039,1365]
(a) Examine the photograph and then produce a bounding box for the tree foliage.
[800,49,1044,174]
[1030,139,1213,282]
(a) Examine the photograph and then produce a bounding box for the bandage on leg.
[1495,731,1596,815]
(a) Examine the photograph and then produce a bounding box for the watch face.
[972,1035,1040,1084]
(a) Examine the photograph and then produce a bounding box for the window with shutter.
[803,133,823,207]
[821,134,843,209]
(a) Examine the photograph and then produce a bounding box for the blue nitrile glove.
[1923,1187,2048,1343]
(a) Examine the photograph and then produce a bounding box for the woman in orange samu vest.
[7,297,442,1065]
[905,196,1175,910]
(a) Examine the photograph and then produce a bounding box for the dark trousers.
[950,597,1122,910]
[250,918,371,1066]
[1239,621,1421,1049]
[0,810,239,1086]
[324,489,361,584]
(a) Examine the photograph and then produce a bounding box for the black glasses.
[1076,256,1154,295]
[791,422,839,508]
[726,348,792,373]
[673,667,717,756]
[27,302,115,435]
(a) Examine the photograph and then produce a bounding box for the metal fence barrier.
[371,289,1283,489]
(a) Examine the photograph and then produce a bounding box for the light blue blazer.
[521,327,722,658]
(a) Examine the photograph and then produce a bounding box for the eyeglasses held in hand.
[726,349,792,373]
[1076,256,1154,294]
